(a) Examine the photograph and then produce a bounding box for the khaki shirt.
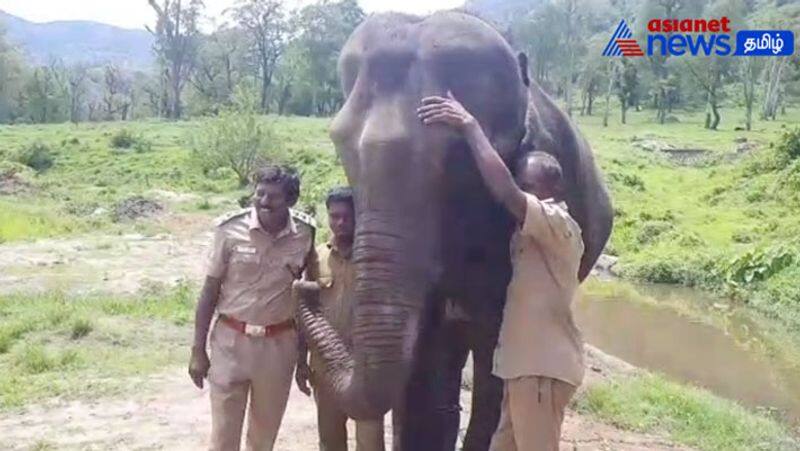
[206,208,315,325]
[308,241,356,371]
[493,194,585,387]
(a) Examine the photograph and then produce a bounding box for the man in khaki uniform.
[297,187,385,451]
[419,93,584,451]
[188,165,316,451]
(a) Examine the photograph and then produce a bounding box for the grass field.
[4,108,798,324]
[0,283,195,409]
[2,108,800,444]
[577,373,798,450]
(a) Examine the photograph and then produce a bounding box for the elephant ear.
[521,81,613,281]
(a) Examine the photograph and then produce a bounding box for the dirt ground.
[0,347,689,450]
[0,211,690,450]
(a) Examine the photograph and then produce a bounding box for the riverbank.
[574,110,800,334]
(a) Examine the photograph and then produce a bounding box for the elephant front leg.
[395,299,469,450]
[462,318,503,451]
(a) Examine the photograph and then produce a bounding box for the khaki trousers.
[489,376,576,451]
[207,320,298,451]
[313,382,385,451]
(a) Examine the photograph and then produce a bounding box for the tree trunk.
[603,63,613,128]
[710,97,720,130]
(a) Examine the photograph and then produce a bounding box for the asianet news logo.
[603,18,794,57]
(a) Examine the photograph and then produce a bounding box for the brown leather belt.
[219,314,295,337]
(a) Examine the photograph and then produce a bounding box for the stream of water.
[576,283,800,425]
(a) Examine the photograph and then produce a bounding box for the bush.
[15,142,54,173]
[608,171,646,191]
[635,220,673,245]
[622,252,719,287]
[190,112,282,187]
[70,317,93,339]
[110,129,136,148]
[719,244,796,287]
[775,127,800,162]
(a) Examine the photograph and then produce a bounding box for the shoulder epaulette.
[213,208,250,227]
[291,209,317,229]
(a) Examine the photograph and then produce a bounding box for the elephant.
[296,10,613,451]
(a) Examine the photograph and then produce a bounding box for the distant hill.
[0,9,153,68]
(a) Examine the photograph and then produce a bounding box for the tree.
[22,60,69,123]
[291,0,365,115]
[231,0,287,114]
[752,0,800,120]
[0,25,26,123]
[190,26,247,114]
[614,58,639,124]
[67,65,89,123]
[102,64,133,120]
[638,0,705,123]
[147,0,204,119]
[190,112,281,186]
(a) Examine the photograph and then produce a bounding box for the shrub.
[718,244,796,287]
[731,229,754,244]
[133,138,153,153]
[15,142,54,172]
[621,252,720,287]
[190,112,282,187]
[775,127,800,162]
[608,171,646,191]
[635,220,673,245]
[70,317,93,339]
[110,129,136,148]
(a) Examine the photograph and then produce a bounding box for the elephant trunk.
[297,208,435,420]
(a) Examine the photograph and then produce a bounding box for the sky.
[0,0,465,30]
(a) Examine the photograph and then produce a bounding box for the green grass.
[0,116,346,243]
[574,107,800,330]
[577,373,798,450]
[0,283,196,409]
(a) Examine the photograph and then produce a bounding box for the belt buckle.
[244,324,266,336]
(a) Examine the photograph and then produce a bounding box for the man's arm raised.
[417,91,527,222]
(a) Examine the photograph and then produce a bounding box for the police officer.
[297,187,385,451]
[189,165,316,451]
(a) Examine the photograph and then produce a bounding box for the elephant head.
[297,11,612,420]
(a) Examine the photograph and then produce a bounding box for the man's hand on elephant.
[295,361,312,396]
[417,91,477,131]
[188,346,210,389]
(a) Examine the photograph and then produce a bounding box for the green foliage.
[635,220,673,245]
[719,244,796,287]
[110,129,136,148]
[577,374,797,451]
[608,171,646,191]
[190,112,282,187]
[70,317,93,339]
[15,141,54,172]
[774,127,800,163]
[110,129,152,153]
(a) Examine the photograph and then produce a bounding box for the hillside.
[0,9,153,67]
